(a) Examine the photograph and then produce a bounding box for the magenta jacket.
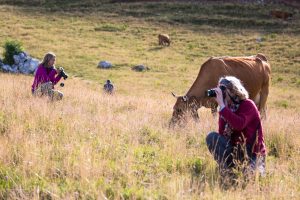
[31,64,62,92]
[219,99,266,156]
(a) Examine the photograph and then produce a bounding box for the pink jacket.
[219,99,266,156]
[32,64,61,92]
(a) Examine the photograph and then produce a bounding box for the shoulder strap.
[251,122,261,154]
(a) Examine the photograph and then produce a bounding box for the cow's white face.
[173,96,188,118]
[170,96,189,126]
[170,94,202,127]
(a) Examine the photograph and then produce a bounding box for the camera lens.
[205,89,216,97]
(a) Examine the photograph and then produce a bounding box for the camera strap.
[250,122,260,155]
[228,93,240,104]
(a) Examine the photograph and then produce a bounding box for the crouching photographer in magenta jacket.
[206,76,266,184]
[31,52,64,100]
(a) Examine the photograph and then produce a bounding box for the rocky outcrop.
[0,52,39,74]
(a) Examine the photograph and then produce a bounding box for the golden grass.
[0,1,299,199]
[0,73,299,199]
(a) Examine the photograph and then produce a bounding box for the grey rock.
[132,65,150,72]
[11,64,19,73]
[13,54,21,65]
[1,64,11,72]
[0,52,40,74]
[22,58,39,74]
[98,61,112,69]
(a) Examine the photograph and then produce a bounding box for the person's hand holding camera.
[214,87,226,110]
[56,67,68,80]
[56,67,63,74]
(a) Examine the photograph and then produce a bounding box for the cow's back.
[188,54,271,104]
[219,56,269,99]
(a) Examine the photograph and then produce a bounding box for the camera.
[58,67,68,80]
[205,85,226,97]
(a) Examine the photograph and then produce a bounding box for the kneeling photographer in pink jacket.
[206,76,266,187]
[32,52,68,100]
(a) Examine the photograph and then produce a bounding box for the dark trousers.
[206,132,265,175]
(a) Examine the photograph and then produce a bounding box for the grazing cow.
[270,10,293,20]
[158,34,171,46]
[170,54,271,126]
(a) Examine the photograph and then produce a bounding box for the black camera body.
[58,67,68,80]
[205,85,226,97]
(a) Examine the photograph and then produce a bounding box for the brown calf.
[158,34,171,46]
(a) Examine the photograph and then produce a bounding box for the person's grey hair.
[218,76,249,100]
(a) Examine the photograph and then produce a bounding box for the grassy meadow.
[0,0,300,199]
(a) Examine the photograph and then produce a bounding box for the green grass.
[0,0,299,199]
[0,1,299,94]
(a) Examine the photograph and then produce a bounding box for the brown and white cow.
[170,54,271,125]
[270,10,293,20]
[158,34,171,46]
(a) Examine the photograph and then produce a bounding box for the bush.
[3,40,24,65]
[94,23,128,32]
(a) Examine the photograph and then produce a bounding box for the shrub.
[94,23,128,32]
[3,40,24,65]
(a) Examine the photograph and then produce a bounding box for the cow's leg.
[211,105,218,117]
[210,102,218,117]
[253,93,260,109]
[259,83,269,119]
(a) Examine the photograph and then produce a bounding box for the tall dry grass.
[0,73,299,199]
[0,0,299,198]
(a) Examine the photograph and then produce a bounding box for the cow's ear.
[171,92,177,98]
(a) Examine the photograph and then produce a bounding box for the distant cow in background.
[270,10,293,20]
[170,54,271,126]
[158,34,171,46]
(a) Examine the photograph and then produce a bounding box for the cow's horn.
[171,92,177,97]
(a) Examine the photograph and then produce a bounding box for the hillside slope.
[0,1,299,95]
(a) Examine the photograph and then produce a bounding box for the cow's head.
[169,92,200,127]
